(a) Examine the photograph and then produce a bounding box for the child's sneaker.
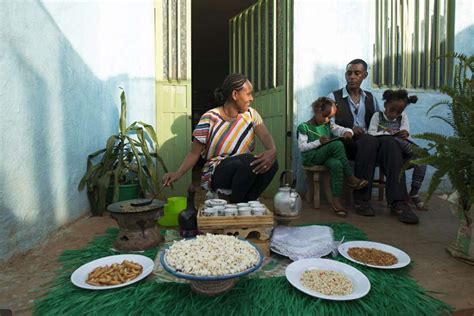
[409,195,427,211]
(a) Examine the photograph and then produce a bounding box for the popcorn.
[165,234,259,276]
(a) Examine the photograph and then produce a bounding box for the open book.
[318,137,343,149]
[374,133,415,144]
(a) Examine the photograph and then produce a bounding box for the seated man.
[327,59,418,224]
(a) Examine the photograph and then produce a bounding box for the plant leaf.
[119,88,127,135]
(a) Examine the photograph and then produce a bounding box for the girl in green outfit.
[297,97,368,216]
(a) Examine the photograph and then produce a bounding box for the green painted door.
[229,0,293,196]
[154,0,192,196]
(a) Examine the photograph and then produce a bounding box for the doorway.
[191,0,257,128]
[154,0,291,196]
[190,0,258,185]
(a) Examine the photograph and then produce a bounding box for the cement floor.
[1,195,473,315]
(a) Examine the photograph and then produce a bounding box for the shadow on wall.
[157,114,190,196]
[1,1,131,261]
[0,168,20,258]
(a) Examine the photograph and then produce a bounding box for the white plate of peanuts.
[70,254,154,290]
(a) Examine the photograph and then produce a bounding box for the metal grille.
[373,0,455,89]
[159,0,189,80]
[230,0,288,92]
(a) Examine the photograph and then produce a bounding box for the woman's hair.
[311,97,335,112]
[214,73,249,105]
[382,89,418,105]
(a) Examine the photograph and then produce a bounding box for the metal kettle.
[273,170,302,217]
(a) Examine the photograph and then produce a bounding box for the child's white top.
[298,122,353,152]
[367,111,410,136]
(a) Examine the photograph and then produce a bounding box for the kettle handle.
[279,170,297,189]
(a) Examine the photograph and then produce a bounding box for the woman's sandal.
[331,202,348,217]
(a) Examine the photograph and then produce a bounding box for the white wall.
[293,0,473,193]
[0,0,156,262]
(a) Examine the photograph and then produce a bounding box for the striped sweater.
[192,107,263,190]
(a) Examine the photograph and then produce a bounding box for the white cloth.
[270,225,335,261]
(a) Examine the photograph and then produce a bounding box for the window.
[373,0,455,89]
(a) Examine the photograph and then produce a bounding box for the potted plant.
[411,53,473,263]
[78,88,167,215]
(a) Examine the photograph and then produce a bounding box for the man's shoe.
[354,200,375,216]
[390,201,419,224]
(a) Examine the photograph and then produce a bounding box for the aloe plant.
[78,88,167,215]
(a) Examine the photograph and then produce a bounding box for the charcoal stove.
[107,199,165,251]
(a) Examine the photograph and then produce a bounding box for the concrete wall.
[0,0,156,262]
[293,0,474,193]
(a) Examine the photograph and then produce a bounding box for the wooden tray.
[197,205,274,229]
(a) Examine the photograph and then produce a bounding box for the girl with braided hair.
[298,97,368,216]
[368,89,427,210]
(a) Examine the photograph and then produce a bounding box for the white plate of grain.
[285,258,370,301]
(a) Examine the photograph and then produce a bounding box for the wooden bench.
[303,165,385,209]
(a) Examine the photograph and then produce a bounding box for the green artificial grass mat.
[34,223,452,315]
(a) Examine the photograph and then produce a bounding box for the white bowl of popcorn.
[160,234,263,281]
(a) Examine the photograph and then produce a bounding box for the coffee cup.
[224,208,237,216]
[238,207,252,216]
[252,207,266,216]
[202,208,217,217]
[209,199,227,207]
[214,206,225,216]
[249,202,264,208]
[237,202,250,208]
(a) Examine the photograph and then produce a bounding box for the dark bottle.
[178,185,198,237]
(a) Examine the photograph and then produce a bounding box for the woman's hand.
[162,171,182,187]
[319,136,329,144]
[250,148,277,174]
[342,132,353,140]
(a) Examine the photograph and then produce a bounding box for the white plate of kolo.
[285,258,370,301]
[338,241,410,269]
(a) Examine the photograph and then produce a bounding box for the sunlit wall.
[0,0,156,262]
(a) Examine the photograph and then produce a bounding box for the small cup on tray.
[238,207,252,216]
[252,207,266,216]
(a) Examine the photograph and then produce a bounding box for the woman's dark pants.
[211,153,278,203]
